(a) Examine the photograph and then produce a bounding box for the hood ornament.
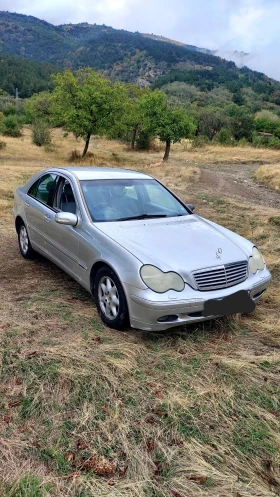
[216,248,222,260]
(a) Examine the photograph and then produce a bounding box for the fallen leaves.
[153,461,163,476]
[188,475,207,484]
[64,450,127,479]
[25,351,38,358]
[3,416,13,424]
[146,440,155,452]
[65,452,74,462]
[78,455,116,476]
[76,440,88,451]
[8,399,22,407]
[100,404,110,416]
[145,415,157,424]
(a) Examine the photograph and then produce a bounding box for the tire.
[17,221,35,259]
[94,266,129,330]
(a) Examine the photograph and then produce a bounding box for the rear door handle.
[44,213,51,222]
[25,201,30,208]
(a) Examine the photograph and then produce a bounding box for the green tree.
[232,89,245,106]
[140,90,195,160]
[51,69,126,157]
[224,105,255,141]
[24,91,52,124]
[116,84,151,149]
[214,127,234,146]
[196,108,230,140]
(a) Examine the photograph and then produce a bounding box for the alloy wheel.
[98,276,120,320]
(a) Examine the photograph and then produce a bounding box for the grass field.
[0,129,280,497]
[255,164,280,192]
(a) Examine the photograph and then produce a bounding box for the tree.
[51,69,126,157]
[196,108,230,140]
[232,89,245,106]
[117,84,151,149]
[140,91,195,161]
[24,91,52,124]
[224,105,255,141]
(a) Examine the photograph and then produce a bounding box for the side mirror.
[55,212,78,227]
[186,203,195,212]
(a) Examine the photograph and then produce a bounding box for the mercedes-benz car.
[13,167,271,331]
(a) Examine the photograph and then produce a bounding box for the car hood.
[97,215,249,281]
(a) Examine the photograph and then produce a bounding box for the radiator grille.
[192,261,248,291]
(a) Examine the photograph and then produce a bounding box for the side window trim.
[27,173,58,211]
[52,174,82,219]
[27,178,41,199]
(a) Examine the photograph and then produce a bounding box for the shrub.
[3,105,17,116]
[252,132,280,150]
[191,135,210,149]
[214,127,235,146]
[135,130,153,150]
[268,137,280,149]
[238,137,249,147]
[69,149,82,162]
[274,127,280,138]
[2,115,22,137]
[31,120,51,147]
[0,140,6,150]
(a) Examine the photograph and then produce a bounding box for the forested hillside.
[1,10,280,102]
[0,54,58,97]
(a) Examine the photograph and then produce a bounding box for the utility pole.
[15,87,18,100]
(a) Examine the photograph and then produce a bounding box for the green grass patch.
[1,475,49,497]
[232,419,276,455]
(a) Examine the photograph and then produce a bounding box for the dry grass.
[0,128,280,497]
[255,164,280,191]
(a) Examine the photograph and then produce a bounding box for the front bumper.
[125,269,271,331]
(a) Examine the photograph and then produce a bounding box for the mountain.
[0,10,280,110]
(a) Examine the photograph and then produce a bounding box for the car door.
[24,173,58,254]
[43,175,81,279]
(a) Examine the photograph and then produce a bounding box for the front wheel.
[18,221,35,259]
[94,266,129,330]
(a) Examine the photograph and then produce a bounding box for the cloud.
[1,0,280,80]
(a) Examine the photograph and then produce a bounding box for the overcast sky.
[2,0,280,80]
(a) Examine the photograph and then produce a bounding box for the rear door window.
[28,174,57,206]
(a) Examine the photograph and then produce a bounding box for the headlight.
[249,247,265,274]
[140,265,185,293]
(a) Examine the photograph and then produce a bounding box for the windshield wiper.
[117,214,168,221]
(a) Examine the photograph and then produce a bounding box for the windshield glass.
[80,179,189,222]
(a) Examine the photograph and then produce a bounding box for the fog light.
[157,315,178,323]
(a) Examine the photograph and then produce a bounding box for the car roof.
[53,167,153,181]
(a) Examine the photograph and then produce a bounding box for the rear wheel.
[18,221,35,259]
[94,266,129,330]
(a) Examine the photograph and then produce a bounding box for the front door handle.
[25,201,30,208]
[44,213,51,222]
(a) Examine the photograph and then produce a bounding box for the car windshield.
[80,178,189,222]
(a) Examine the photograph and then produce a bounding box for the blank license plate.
[202,290,255,318]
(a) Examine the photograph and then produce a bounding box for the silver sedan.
[13,167,271,331]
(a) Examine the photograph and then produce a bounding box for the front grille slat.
[192,261,248,291]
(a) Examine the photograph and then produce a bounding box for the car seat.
[61,183,76,214]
